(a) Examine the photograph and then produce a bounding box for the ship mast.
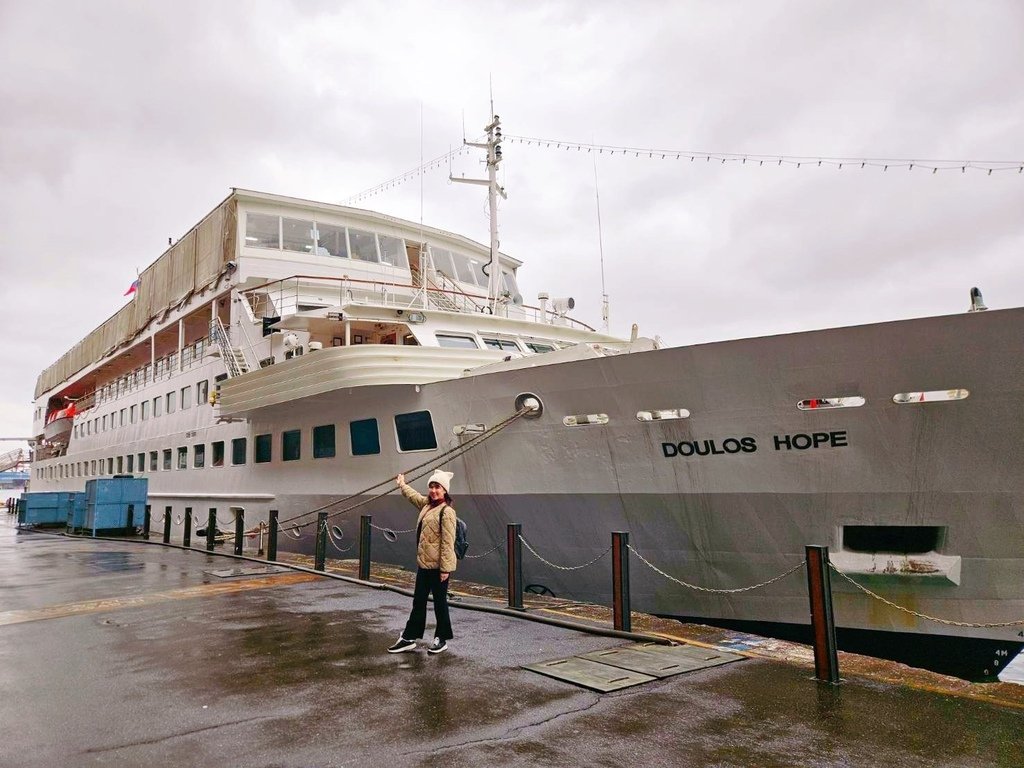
[451,113,506,312]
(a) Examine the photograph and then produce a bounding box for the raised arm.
[396,474,427,509]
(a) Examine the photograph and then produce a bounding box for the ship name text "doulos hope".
[662,431,849,458]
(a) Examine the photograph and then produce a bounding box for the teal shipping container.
[84,477,149,536]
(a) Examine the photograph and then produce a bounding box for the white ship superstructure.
[29,119,1024,682]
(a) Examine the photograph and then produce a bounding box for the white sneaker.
[387,637,416,653]
[427,637,448,655]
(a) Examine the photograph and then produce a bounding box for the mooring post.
[267,509,278,562]
[143,504,151,540]
[163,506,172,544]
[314,512,328,571]
[611,531,631,632]
[359,515,372,581]
[507,523,524,610]
[806,545,840,684]
[234,509,244,556]
[206,508,217,552]
[125,504,135,536]
[183,507,192,547]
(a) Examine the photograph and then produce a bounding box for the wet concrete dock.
[2,516,1022,767]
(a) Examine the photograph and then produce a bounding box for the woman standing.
[387,470,457,654]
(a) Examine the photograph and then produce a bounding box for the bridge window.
[483,338,520,352]
[350,229,379,263]
[245,213,280,249]
[525,342,556,354]
[317,223,348,258]
[430,247,456,279]
[395,410,438,452]
[379,235,407,268]
[282,217,315,253]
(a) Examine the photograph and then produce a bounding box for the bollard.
[183,507,192,547]
[206,508,217,552]
[126,504,135,536]
[163,506,172,544]
[143,504,151,540]
[806,545,840,684]
[234,509,244,556]
[611,531,631,632]
[267,509,278,562]
[314,512,328,571]
[359,515,372,581]
[507,523,524,610]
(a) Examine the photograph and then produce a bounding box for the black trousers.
[402,567,453,641]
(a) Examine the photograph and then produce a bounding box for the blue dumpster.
[84,477,149,535]
[19,492,74,527]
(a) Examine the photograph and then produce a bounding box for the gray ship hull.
[242,307,1024,680]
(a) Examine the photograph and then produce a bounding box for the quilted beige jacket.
[401,483,458,572]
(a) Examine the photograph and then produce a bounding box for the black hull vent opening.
[842,525,945,554]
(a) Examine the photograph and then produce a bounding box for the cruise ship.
[29,118,1024,681]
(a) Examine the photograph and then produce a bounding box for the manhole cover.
[523,656,656,692]
[205,565,286,579]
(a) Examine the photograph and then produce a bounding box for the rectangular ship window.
[193,444,205,469]
[197,380,209,406]
[162,449,172,471]
[116,456,123,474]
[137,453,145,473]
[126,455,133,473]
[313,424,335,459]
[842,525,945,554]
[232,438,247,466]
[395,411,438,452]
[350,419,380,456]
[180,386,191,409]
[436,334,478,349]
[177,447,187,470]
[167,391,176,414]
[245,212,280,249]
[282,430,301,461]
[211,441,224,467]
[150,451,158,472]
[255,434,272,464]
[153,397,162,417]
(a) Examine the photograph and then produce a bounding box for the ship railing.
[240,275,597,332]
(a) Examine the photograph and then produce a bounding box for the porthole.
[893,389,968,404]
[797,396,865,411]
[563,413,609,426]
[637,408,690,421]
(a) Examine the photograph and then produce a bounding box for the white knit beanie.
[427,469,454,494]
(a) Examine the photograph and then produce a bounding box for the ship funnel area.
[969,287,987,312]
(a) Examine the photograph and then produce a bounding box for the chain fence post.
[234,509,244,556]
[507,523,523,610]
[267,510,278,562]
[183,507,192,547]
[314,512,328,571]
[806,545,840,684]
[206,508,216,552]
[359,515,372,581]
[612,531,631,632]
[163,506,172,544]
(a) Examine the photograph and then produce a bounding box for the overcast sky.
[1,1,1022,449]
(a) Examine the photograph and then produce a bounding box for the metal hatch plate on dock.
[525,642,744,691]
[205,565,286,578]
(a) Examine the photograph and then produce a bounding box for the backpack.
[440,506,469,560]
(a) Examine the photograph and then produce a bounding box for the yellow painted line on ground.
[0,572,318,627]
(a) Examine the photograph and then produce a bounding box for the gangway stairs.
[0,449,24,472]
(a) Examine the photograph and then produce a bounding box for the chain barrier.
[326,522,352,554]
[519,535,612,571]
[276,406,530,531]
[629,545,807,594]
[369,522,416,543]
[464,542,501,559]
[829,563,1024,628]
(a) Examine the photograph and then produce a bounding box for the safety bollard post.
[183,507,192,547]
[126,504,135,536]
[234,510,244,556]
[806,545,840,684]
[359,515,372,581]
[206,509,217,552]
[507,523,524,610]
[314,512,328,571]
[163,506,172,544]
[143,505,151,540]
[611,531,631,632]
[267,510,278,562]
